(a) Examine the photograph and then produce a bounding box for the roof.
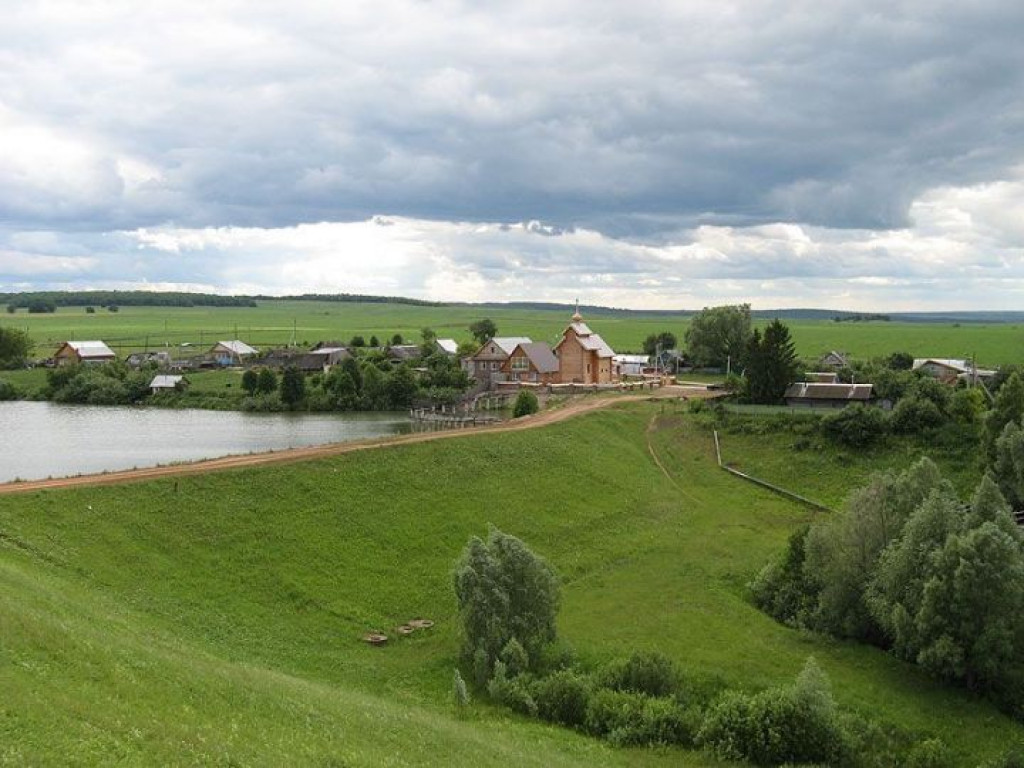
[512,342,559,373]
[150,374,184,388]
[784,382,874,401]
[435,338,459,354]
[491,337,532,355]
[913,358,970,372]
[568,321,593,336]
[614,354,650,364]
[308,346,348,357]
[577,332,615,358]
[387,344,422,360]
[214,340,257,356]
[64,340,115,358]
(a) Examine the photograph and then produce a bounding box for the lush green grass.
[1,403,1020,764]
[3,300,1024,366]
[712,412,984,508]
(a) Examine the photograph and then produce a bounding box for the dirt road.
[0,387,717,495]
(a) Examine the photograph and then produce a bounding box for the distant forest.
[2,291,1024,323]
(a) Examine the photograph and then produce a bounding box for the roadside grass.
[3,300,1023,365]
[708,411,983,507]
[0,402,1020,763]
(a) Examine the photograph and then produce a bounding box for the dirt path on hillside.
[0,386,720,495]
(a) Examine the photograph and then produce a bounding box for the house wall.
[555,330,588,383]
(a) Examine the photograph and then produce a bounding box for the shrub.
[698,659,845,766]
[453,669,470,710]
[486,661,537,716]
[821,404,888,447]
[890,395,944,433]
[596,650,681,698]
[531,670,591,728]
[0,379,17,401]
[585,689,692,746]
[499,638,529,679]
[512,389,539,418]
[750,526,815,628]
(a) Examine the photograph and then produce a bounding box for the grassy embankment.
[3,299,1024,364]
[2,401,1021,764]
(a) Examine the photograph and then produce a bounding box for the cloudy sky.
[1,1,1023,309]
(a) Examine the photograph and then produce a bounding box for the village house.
[435,338,459,356]
[126,350,171,369]
[818,350,850,370]
[210,340,258,366]
[553,309,616,384]
[784,381,874,409]
[149,374,187,394]
[297,346,350,373]
[613,354,650,378]
[470,336,532,384]
[54,340,116,366]
[913,358,996,386]
[500,342,560,384]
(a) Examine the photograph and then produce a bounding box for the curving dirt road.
[0,387,719,495]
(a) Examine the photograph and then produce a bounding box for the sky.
[1,1,1023,310]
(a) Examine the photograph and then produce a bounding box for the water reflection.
[0,401,415,482]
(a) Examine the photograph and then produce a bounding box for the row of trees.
[753,457,1024,713]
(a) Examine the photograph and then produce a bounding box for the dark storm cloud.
[2,1,1022,236]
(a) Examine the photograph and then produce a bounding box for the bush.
[596,650,681,698]
[512,389,539,418]
[486,661,537,716]
[698,659,845,766]
[821,404,888,447]
[890,395,944,433]
[585,689,692,746]
[0,379,17,401]
[532,670,591,728]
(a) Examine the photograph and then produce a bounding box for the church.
[552,307,617,384]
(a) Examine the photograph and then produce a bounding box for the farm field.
[3,299,1024,365]
[1,401,1020,764]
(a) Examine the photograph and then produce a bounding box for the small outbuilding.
[210,340,258,366]
[54,340,116,366]
[784,382,874,409]
[614,354,651,377]
[298,346,351,373]
[150,374,187,394]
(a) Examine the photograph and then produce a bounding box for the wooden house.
[818,351,850,370]
[470,336,532,384]
[912,358,996,386]
[784,382,874,409]
[553,309,616,384]
[54,340,116,366]
[150,374,187,394]
[298,346,350,373]
[210,340,257,366]
[500,342,560,384]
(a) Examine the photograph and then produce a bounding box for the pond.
[0,401,416,483]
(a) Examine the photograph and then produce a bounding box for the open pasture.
[3,299,1024,365]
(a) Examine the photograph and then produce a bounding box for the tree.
[453,526,560,685]
[469,318,498,345]
[4,304,14,314]
[349,335,366,348]
[512,389,539,418]
[390,333,403,345]
[27,298,56,314]
[885,351,914,370]
[369,334,379,348]
[0,326,33,369]
[986,372,1024,462]
[340,356,363,395]
[241,368,258,395]
[279,365,305,408]
[255,367,277,395]
[384,365,418,409]
[991,421,1024,511]
[744,319,798,404]
[684,304,751,369]
[361,363,386,409]
[641,331,677,357]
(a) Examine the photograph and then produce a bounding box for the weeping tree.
[453,526,560,686]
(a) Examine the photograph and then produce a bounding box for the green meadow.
[3,299,1024,365]
[2,402,1021,765]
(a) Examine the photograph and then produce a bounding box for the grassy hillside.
[1,402,1021,764]
[3,299,1024,365]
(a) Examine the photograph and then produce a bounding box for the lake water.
[0,401,416,483]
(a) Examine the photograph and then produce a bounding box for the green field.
[2,402,1021,764]
[3,300,1024,366]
